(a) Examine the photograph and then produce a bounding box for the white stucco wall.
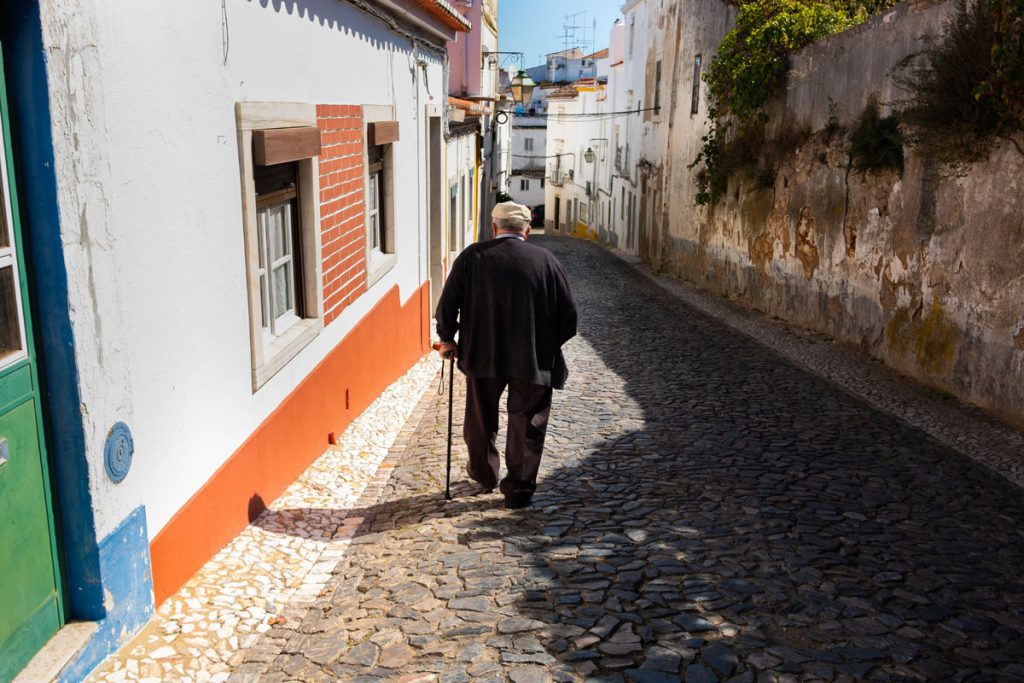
[445,130,478,251]
[42,0,447,539]
[545,94,588,232]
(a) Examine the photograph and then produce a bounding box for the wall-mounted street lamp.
[480,51,535,112]
[509,70,537,109]
[584,138,609,164]
[481,51,524,69]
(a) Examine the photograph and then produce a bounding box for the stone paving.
[85,357,440,683]
[231,235,1024,682]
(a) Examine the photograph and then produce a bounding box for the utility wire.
[512,153,584,159]
[511,107,659,121]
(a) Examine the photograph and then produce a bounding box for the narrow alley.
[221,235,1024,682]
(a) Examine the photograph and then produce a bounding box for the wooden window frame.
[0,142,28,371]
[235,102,324,391]
[363,105,398,288]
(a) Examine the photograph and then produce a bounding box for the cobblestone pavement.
[86,358,439,683]
[230,235,1024,682]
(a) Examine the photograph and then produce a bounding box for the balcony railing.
[549,168,575,186]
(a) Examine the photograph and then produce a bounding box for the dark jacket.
[435,236,578,389]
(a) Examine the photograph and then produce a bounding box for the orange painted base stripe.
[149,282,430,605]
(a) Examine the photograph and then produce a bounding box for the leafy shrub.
[976,0,1024,133]
[692,0,898,204]
[849,98,904,174]
[708,0,860,128]
[898,0,1023,167]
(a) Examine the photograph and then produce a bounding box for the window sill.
[252,317,323,391]
[366,252,397,289]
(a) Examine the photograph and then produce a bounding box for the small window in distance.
[524,138,534,152]
[691,54,702,115]
[541,178,545,189]
[654,60,662,112]
[449,183,459,254]
[460,175,467,247]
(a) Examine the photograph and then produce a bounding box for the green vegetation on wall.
[709,0,857,127]
[849,98,904,174]
[978,0,1024,134]
[898,0,1023,167]
[692,0,898,204]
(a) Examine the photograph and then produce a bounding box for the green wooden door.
[0,44,64,681]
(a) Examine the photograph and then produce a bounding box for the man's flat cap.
[492,201,531,222]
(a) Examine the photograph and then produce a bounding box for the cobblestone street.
[215,235,1024,682]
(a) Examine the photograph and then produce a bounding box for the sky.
[497,0,625,70]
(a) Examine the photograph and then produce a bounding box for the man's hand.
[435,342,458,360]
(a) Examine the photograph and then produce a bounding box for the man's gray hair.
[495,216,529,232]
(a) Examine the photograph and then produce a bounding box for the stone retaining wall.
[658,0,1024,427]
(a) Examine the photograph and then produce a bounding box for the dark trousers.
[463,376,553,498]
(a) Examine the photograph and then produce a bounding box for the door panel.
[0,40,63,680]
[0,397,61,678]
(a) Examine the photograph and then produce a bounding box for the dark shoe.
[504,493,532,509]
[465,463,495,494]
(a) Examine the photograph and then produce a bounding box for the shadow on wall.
[254,236,1024,679]
[247,0,432,54]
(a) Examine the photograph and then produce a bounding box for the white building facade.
[509,116,547,208]
[0,1,468,679]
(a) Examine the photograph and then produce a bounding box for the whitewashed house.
[509,114,547,208]
[0,0,468,679]
[447,0,510,243]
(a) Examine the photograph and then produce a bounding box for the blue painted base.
[58,507,154,682]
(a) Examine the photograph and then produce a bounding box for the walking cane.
[432,343,455,500]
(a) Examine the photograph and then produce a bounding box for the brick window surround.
[317,105,368,324]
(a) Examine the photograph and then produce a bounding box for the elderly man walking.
[435,201,578,509]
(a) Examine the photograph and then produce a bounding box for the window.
[520,179,530,191]
[0,148,26,371]
[255,162,302,342]
[236,102,323,389]
[367,146,386,257]
[236,102,323,390]
[460,175,467,245]
[691,54,703,115]
[621,187,625,218]
[629,18,635,58]
[654,60,662,112]
[541,178,545,189]
[449,183,459,254]
[362,107,398,285]
[524,138,534,152]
